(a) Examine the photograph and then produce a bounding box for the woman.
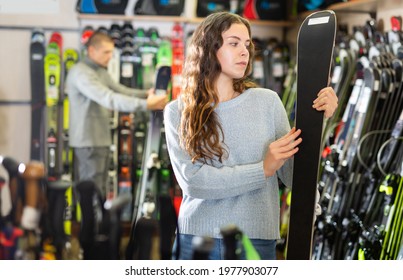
[164,12,338,260]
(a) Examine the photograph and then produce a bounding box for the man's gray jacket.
[65,57,147,147]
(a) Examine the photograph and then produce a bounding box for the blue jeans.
[172,234,277,260]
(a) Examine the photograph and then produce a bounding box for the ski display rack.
[1,29,82,260]
[0,155,133,260]
[280,14,403,259]
[0,155,67,260]
[125,33,178,260]
[75,22,181,259]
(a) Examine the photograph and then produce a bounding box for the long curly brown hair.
[179,12,257,164]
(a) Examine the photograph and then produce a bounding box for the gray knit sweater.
[163,88,293,240]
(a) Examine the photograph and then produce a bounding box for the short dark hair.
[86,31,114,48]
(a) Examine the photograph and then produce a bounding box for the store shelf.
[0,25,79,32]
[77,13,294,28]
[329,0,378,13]
[188,17,294,27]
[78,1,379,31]
[77,13,186,23]
[300,0,378,19]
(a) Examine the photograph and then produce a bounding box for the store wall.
[0,0,284,172]
[2,0,401,177]
[0,0,80,178]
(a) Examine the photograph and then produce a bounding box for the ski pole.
[220,224,243,260]
[0,156,24,225]
[20,161,45,230]
[192,236,214,260]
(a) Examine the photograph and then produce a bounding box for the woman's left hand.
[312,87,338,119]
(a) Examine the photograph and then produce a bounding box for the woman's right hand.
[263,127,302,177]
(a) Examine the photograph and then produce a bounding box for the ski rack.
[132,85,168,224]
[0,25,79,32]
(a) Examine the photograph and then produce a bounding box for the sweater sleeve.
[73,66,147,112]
[273,94,294,188]
[105,72,148,98]
[163,102,267,200]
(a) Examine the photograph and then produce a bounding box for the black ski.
[30,30,46,161]
[126,43,173,259]
[286,10,336,260]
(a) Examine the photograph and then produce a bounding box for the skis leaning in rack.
[126,40,177,260]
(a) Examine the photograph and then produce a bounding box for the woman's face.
[216,23,251,81]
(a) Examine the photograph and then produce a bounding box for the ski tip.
[301,9,337,28]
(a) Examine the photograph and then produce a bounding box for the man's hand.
[146,88,168,110]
